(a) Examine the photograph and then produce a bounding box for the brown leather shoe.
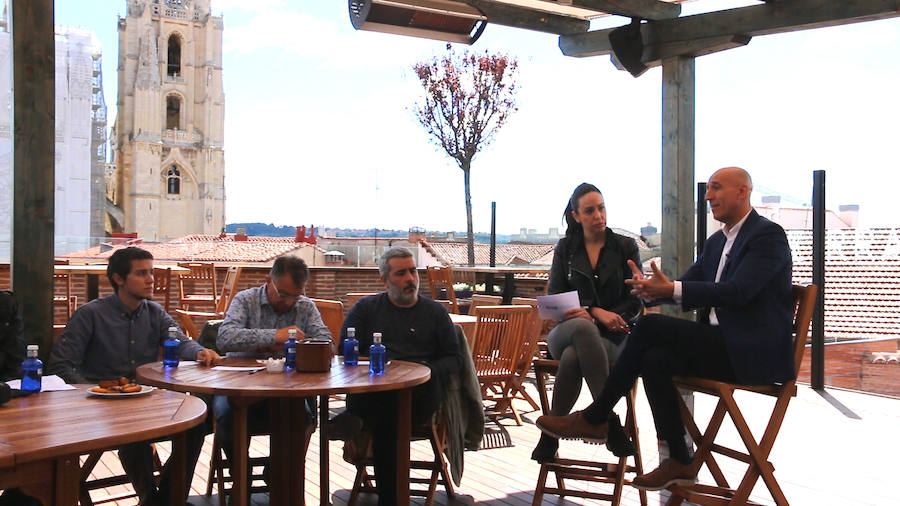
[535,411,608,444]
[631,458,697,491]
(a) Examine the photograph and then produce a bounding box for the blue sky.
[54,0,900,235]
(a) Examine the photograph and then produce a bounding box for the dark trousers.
[583,313,738,442]
[347,378,441,506]
[118,422,206,505]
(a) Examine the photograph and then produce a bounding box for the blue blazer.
[680,209,794,385]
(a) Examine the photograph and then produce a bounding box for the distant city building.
[0,18,107,258]
[509,227,561,244]
[110,0,225,241]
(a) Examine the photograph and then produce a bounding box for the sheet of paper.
[5,374,77,391]
[211,365,265,372]
[537,290,581,320]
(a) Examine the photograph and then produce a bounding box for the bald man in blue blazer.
[536,167,793,492]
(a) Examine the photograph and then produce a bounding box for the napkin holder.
[297,340,332,372]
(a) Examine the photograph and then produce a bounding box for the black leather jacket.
[548,230,643,344]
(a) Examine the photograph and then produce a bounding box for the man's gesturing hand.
[625,260,674,301]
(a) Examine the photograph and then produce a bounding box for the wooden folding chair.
[427,266,460,314]
[347,415,455,506]
[469,294,501,315]
[311,298,344,353]
[507,297,543,413]
[177,262,218,310]
[345,292,377,309]
[174,266,242,338]
[666,284,817,506]
[471,305,532,423]
[532,356,646,506]
[153,267,173,313]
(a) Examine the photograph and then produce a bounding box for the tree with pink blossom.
[413,47,519,266]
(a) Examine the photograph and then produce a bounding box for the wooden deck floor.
[80,379,900,505]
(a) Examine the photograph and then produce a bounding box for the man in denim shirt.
[213,254,331,468]
[49,247,220,505]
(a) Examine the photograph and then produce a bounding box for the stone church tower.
[111,0,224,241]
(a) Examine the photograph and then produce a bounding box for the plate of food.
[87,377,155,398]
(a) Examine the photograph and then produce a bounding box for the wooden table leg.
[56,455,80,506]
[167,431,187,505]
[319,394,330,506]
[395,388,412,505]
[269,397,306,506]
[230,397,253,506]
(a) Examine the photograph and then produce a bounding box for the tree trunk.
[463,161,475,266]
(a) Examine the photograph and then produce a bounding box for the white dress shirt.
[673,208,753,325]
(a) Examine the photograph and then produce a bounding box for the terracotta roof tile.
[62,234,325,263]
[423,241,554,266]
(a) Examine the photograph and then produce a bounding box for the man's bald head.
[706,167,753,228]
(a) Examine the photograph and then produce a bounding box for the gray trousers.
[547,317,625,417]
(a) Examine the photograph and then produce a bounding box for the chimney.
[235,226,248,241]
[295,226,306,243]
[110,232,138,245]
[839,204,859,228]
[408,226,426,243]
[307,225,317,245]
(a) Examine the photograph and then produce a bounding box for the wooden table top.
[450,314,478,324]
[136,358,431,398]
[0,385,206,468]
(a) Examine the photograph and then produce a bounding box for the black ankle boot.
[531,433,559,464]
[605,413,636,457]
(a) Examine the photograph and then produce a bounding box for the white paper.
[5,374,77,391]
[211,365,265,372]
[537,290,581,320]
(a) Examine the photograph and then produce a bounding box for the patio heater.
[348,0,487,45]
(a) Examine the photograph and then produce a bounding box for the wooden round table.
[137,358,431,506]
[0,385,207,505]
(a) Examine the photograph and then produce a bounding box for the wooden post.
[660,55,695,318]
[11,0,55,359]
[660,57,695,504]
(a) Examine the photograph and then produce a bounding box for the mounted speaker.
[349,0,487,45]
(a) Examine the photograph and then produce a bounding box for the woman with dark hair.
[531,183,643,463]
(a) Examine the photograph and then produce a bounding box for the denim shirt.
[48,294,203,384]
[216,285,331,358]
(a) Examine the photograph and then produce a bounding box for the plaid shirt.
[217,285,331,357]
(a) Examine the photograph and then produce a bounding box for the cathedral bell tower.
[111,0,225,240]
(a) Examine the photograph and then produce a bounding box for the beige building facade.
[111,0,225,241]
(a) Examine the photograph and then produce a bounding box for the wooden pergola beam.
[466,0,590,34]
[560,0,900,58]
[569,0,680,21]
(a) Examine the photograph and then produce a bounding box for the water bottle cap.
[373,332,382,343]
[288,329,298,338]
[347,327,355,336]
[168,326,178,332]
[26,344,38,351]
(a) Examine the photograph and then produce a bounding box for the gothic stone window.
[167,166,181,195]
[167,33,181,77]
[166,95,181,130]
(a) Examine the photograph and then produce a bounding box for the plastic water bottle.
[285,329,298,372]
[21,344,42,393]
[369,332,385,376]
[343,327,358,366]
[163,327,180,368]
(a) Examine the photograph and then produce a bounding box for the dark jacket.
[680,209,794,385]
[0,291,25,382]
[549,229,643,344]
